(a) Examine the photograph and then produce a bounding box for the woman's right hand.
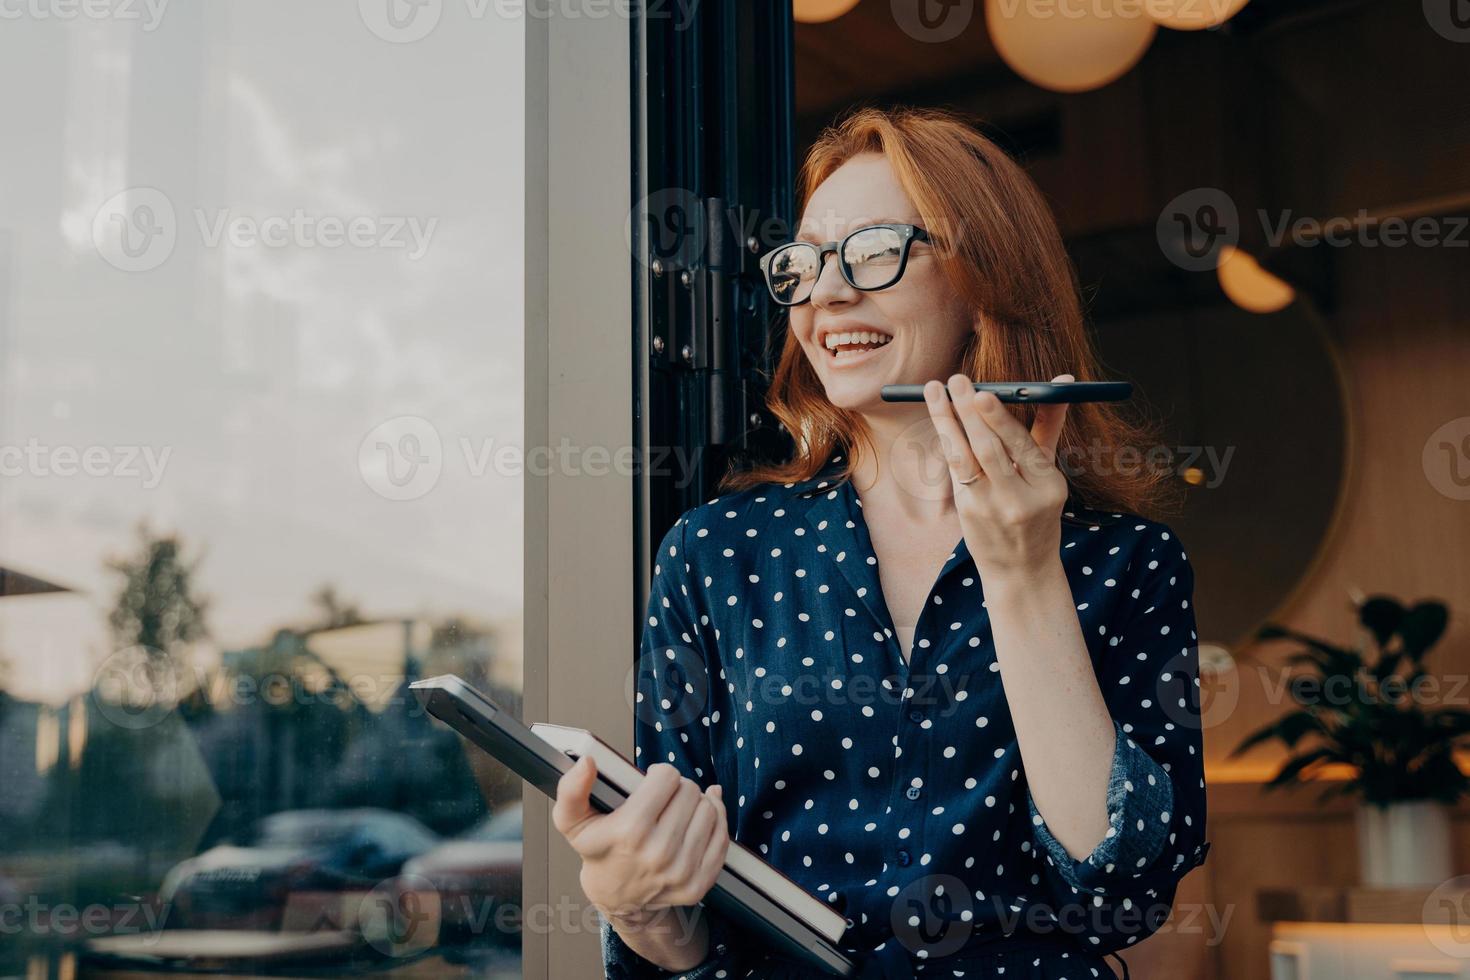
[552,755,730,922]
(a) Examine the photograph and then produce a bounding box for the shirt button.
[905,785,921,800]
[897,849,912,866]
[907,708,923,723]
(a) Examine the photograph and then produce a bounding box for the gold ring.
[957,470,982,485]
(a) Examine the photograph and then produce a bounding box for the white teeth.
[824,330,892,350]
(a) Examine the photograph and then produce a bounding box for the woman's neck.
[849,408,959,523]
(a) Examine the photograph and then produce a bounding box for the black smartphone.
[880,381,1132,404]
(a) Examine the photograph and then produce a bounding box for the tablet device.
[409,674,859,977]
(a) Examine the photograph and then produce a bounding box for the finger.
[604,762,683,849]
[551,755,602,845]
[1030,373,1074,467]
[643,776,705,869]
[695,808,731,895]
[672,795,722,892]
[947,374,1023,486]
[923,379,984,487]
[959,379,1053,484]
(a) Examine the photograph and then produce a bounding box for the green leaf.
[1231,711,1329,758]
[1399,602,1449,661]
[1275,710,1327,749]
[1231,720,1286,757]
[1266,748,1338,789]
[1359,596,1405,648]
[1430,710,1470,738]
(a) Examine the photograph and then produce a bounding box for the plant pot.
[1356,800,1454,887]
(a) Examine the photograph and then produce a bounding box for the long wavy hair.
[717,105,1177,518]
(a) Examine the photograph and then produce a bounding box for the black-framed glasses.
[758,223,932,307]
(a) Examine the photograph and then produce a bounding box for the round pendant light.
[1217,245,1296,314]
[1148,0,1251,31]
[793,0,862,24]
[986,0,1157,94]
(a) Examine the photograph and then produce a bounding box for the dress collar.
[788,449,850,500]
[783,451,977,653]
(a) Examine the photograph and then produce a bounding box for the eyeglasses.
[758,223,932,307]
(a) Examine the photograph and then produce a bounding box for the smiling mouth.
[823,331,893,363]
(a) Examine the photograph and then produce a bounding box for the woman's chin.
[822,378,894,415]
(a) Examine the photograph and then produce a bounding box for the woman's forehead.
[794,212,917,242]
[797,155,918,240]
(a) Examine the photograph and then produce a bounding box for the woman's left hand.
[922,372,1074,580]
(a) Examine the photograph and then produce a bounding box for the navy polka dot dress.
[602,452,1211,980]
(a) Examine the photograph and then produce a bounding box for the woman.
[554,105,1210,980]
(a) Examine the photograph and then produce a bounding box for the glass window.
[0,4,525,978]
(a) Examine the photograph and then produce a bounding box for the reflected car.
[160,808,440,931]
[396,802,522,947]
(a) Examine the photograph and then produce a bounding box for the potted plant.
[1232,594,1462,886]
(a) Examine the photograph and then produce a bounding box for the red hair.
[718,105,1178,518]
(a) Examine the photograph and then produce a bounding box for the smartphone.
[880,381,1133,404]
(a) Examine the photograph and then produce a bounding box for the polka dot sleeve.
[600,515,746,980]
[1026,524,1211,952]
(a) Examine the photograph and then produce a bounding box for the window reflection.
[0,3,525,978]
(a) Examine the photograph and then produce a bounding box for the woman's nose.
[810,251,858,309]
